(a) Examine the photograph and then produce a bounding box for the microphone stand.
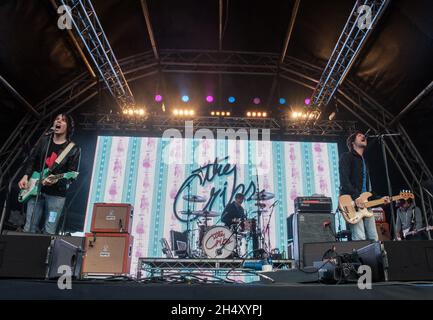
[264,201,278,253]
[368,133,399,240]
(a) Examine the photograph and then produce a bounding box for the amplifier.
[372,207,386,223]
[90,203,133,233]
[291,212,336,267]
[82,233,133,276]
[376,223,391,241]
[294,196,332,213]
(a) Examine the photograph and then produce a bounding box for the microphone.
[44,127,55,136]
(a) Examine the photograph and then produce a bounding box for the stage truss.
[137,258,294,281]
[0,50,432,233]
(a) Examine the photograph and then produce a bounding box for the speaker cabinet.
[291,213,335,267]
[82,233,133,275]
[90,203,133,233]
[303,240,372,267]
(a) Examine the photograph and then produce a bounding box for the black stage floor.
[1,279,433,300]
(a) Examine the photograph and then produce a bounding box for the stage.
[0,279,432,300]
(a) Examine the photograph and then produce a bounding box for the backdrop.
[84,136,341,275]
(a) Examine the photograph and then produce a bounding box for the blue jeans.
[24,193,66,235]
[349,216,378,241]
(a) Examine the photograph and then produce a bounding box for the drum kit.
[177,190,276,259]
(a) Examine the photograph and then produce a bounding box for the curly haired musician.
[18,113,80,235]
[339,131,390,241]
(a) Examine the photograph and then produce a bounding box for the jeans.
[349,216,378,241]
[24,193,66,235]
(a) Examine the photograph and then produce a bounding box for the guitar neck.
[365,195,402,208]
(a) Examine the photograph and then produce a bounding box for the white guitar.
[339,191,414,225]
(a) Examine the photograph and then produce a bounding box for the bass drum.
[202,226,235,259]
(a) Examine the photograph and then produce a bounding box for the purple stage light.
[253,97,261,105]
[206,95,214,103]
[155,94,163,102]
[304,98,311,106]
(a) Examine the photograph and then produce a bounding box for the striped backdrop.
[84,136,341,276]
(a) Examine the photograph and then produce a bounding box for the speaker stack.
[81,203,134,277]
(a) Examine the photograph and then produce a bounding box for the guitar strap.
[50,142,75,172]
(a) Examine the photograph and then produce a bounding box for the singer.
[17,113,80,234]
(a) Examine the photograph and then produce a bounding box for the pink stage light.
[155,94,163,102]
[206,95,214,103]
[253,97,261,105]
[304,98,311,106]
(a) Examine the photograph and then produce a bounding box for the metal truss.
[311,0,390,108]
[0,49,431,231]
[137,258,293,279]
[77,112,356,137]
[57,0,135,109]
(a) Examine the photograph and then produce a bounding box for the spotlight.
[226,112,231,116]
[206,95,214,103]
[279,98,286,105]
[155,94,163,102]
[221,112,226,116]
[253,97,261,105]
[257,112,262,117]
[173,109,179,115]
[329,111,336,121]
[128,109,134,115]
[262,112,267,117]
[305,98,311,106]
[122,109,128,115]
[252,112,257,117]
[189,110,195,116]
[247,112,252,117]
[211,111,215,116]
[216,112,220,116]
[182,95,190,103]
[139,109,145,116]
[228,96,236,103]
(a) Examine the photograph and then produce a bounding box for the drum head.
[202,226,235,259]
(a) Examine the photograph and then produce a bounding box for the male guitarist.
[339,131,389,241]
[18,113,80,234]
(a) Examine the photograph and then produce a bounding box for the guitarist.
[339,131,390,241]
[18,113,80,234]
[396,198,424,240]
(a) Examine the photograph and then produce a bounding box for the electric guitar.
[18,168,79,203]
[339,191,414,225]
[402,226,433,239]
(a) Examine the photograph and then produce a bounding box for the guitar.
[339,191,414,225]
[18,168,79,203]
[402,226,433,239]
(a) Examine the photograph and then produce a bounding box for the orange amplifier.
[91,203,133,233]
[82,233,133,276]
[372,207,386,223]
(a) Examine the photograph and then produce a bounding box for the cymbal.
[192,210,220,217]
[250,191,275,201]
[182,195,207,203]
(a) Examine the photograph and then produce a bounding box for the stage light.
[228,96,236,103]
[189,110,195,116]
[182,95,189,103]
[211,111,215,116]
[123,109,128,115]
[221,112,226,116]
[305,98,311,106]
[253,97,261,105]
[206,95,214,103]
[173,109,179,115]
[279,98,286,105]
[155,94,163,102]
[247,112,252,117]
[329,111,336,121]
[262,112,267,117]
[216,112,220,116]
[252,112,257,117]
[128,109,134,115]
[226,112,231,116]
[257,112,262,117]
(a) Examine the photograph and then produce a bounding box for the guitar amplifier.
[294,197,332,213]
[372,207,386,223]
[82,233,133,276]
[376,223,391,241]
[90,203,133,233]
[291,212,336,267]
